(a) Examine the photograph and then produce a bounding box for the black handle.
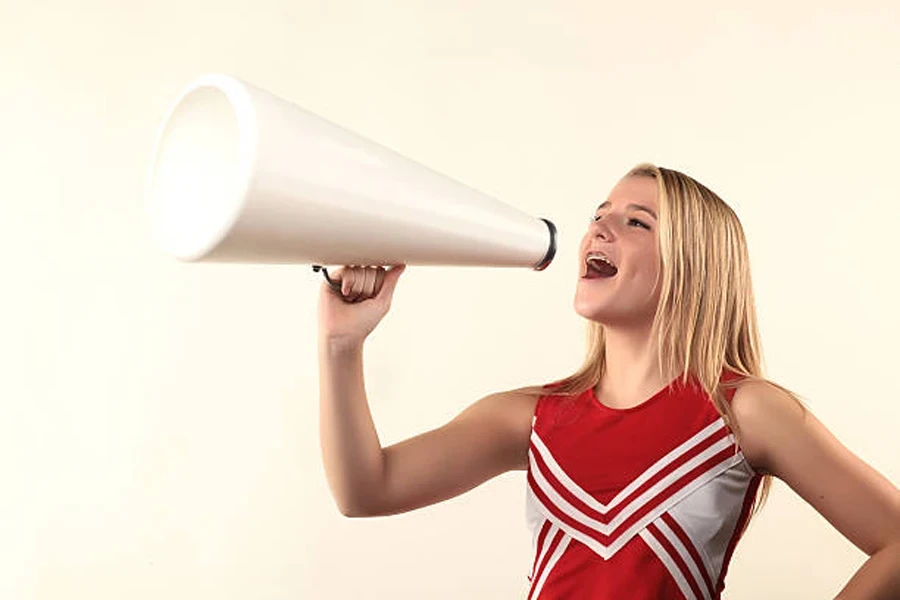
[312,265,343,293]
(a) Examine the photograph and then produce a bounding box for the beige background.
[2,1,898,598]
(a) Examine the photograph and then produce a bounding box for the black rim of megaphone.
[312,217,557,290]
[534,218,557,271]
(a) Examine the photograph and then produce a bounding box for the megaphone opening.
[145,75,257,261]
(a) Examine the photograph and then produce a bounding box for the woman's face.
[574,176,662,327]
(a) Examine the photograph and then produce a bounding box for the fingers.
[374,266,386,297]
[342,267,363,303]
[336,266,397,303]
[350,267,367,303]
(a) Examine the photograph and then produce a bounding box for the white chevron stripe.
[531,418,729,513]
[655,518,712,600]
[528,531,570,600]
[528,489,615,560]
[529,522,559,583]
[667,511,717,584]
[640,528,698,600]
[530,433,739,534]
[527,452,744,559]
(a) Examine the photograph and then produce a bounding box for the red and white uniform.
[525,370,760,599]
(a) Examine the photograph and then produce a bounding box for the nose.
[589,216,615,241]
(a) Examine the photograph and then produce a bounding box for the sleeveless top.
[525,370,760,599]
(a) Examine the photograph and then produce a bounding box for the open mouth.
[584,254,618,279]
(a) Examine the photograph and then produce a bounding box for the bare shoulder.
[729,377,900,557]
[729,377,807,476]
[454,387,540,472]
[461,386,540,422]
[490,386,542,416]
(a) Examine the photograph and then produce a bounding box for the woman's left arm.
[731,380,900,600]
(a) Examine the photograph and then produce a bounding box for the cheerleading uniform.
[525,370,760,599]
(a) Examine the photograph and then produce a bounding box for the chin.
[581,315,610,326]
[574,293,645,327]
[573,297,612,324]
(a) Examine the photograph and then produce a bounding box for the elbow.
[339,504,370,518]
[335,496,380,518]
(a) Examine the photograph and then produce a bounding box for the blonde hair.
[519,162,808,523]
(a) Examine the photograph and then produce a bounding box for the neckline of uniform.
[588,374,687,414]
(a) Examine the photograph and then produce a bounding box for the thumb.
[380,264,406,296]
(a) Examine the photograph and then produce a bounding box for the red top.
[525,370,760,599]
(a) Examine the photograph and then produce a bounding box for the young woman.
[316,163,900,599]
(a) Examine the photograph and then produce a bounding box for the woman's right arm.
[317,265,534,518]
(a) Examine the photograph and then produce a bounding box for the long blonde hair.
[519,162,808,522]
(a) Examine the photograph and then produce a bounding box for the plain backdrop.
[2,1,898,598]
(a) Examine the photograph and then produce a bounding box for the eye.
[590,214,650,230]
[629,218,650,230]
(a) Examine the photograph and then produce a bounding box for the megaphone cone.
[145,74,557,287]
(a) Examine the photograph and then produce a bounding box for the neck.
[596,321,667,409]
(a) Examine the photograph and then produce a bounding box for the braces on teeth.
[586,254,615,267]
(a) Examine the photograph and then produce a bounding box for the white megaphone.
[145,74,557,291]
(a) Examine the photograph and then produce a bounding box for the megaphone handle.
[312,265,343,293]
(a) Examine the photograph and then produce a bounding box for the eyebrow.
[596,201,658,220]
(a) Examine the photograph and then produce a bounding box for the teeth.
[586,253,615,267]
